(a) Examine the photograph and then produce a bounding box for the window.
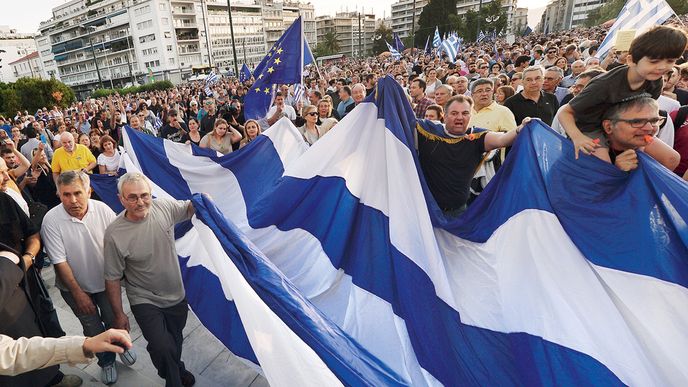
[169,58,175,65]
[159,2,165,10]
[167,45,173,52]
[142,47,158,56]
[164,31,172,38]
[139,34,155,43]
[134,5,150,16]
[161,18,168,26]
[136,20,153,30]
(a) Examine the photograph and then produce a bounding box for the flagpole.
[227,0,240,77]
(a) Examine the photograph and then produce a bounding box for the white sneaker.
[119,348,137,366]
[101,363,118,385]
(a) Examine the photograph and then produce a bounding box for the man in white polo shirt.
[41,170,136,385]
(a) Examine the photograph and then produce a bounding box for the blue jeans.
[60,290,116,367]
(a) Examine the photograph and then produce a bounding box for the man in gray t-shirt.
[104,172,196,387]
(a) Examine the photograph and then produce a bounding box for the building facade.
[390,0,429,40]
[512,7,528,35]
[35,0,318,94]
[9,52,45,80]
[316,12,375,58]
[455,0,519,35]
[0,27,38,83]
[538,0,609,33]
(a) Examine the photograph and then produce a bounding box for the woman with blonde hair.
[239,120,262,149]
[199,118,242,154]
[298,105,322,146]
[317,99,333,123]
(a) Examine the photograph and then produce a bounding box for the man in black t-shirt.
[199,98,218,136]
[417,95,522,217]
[503,66,559,126]
[160,109,189,143]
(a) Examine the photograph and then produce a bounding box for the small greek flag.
[206,71,219,85]
[386,41,402,60]
[293,83,305,106]
[433,27,441,48]
[153,115,163,130]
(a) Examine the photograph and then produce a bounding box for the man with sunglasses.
[602,96,679,172]
[199,98,218,136]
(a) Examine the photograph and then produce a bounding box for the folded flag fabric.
[91,76,688,386]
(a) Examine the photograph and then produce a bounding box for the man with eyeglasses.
[541,47,559,68]
[602,96,679,172]
[104,172,197,387]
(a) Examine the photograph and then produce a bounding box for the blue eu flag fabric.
[245,17,304,120]
[393,33,405,52]
[240,63,251,83]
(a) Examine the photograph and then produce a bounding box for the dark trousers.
[131,300,188,387]
[60,290,116,367]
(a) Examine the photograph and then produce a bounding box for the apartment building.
[390,0,429,40]
[316,12,376,58]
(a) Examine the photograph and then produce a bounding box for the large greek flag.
[93,76,688,386]
[597,0,675,59]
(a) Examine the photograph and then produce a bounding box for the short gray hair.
[470,78,494,92]
[522,65,544,79]
[545,66,564,79]
[117,172,151,194]
[435,84,452,95]
[56,170,90,190]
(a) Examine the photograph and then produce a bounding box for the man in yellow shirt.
[51,132,96,184]
[469,79,517,133]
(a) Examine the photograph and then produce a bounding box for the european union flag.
[393,32,405,52]
[240,63,252,83]
[245,17,305,120]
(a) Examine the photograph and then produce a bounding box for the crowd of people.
[1,17,688,386]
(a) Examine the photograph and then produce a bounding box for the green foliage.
[458,0,507,41]
[90,80,174,99]
[416,0,506,46]
[314,32,340,57]
[0,77,75,116]
[415,0,458,48]
[584,0,688,27]
[373,23,394,55]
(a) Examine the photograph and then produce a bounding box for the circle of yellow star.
[267,67,275,73]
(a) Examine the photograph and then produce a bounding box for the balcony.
[172,7,195,15]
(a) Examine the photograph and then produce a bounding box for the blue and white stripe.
[205,70,219,85]
[432,27,441,48]
[91,76,688,386]
[597,0,675,59]
[386,41,402,60]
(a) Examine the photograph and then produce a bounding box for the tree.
[0,77,75,116]
[584,0,688,27]
[372,23,394,55]
[415,0,458,48]
[314,32,340,57]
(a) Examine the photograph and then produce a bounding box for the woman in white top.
[97,135,120,175]
[424,69,443,95]
[199,118,242,155]
[298,105,321,146]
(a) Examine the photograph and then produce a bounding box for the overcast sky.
[3,0,548,34]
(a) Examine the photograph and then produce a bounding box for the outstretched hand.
[83,329,132,355]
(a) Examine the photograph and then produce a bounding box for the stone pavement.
[42,265,270,387]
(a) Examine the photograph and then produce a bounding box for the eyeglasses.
[612,117,665,128]
[479,66,488,69]
[307,112,318,116]
[548,50,557,54]
[124,192,151,203]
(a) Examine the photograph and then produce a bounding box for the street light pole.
[85,26,104,89]
[226,0,240,77]
[411,0,416,48]
[476,0,484,40]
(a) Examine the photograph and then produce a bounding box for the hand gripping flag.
[92,77,688,386]
[597,0,675,60]
[244,17,305,120]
